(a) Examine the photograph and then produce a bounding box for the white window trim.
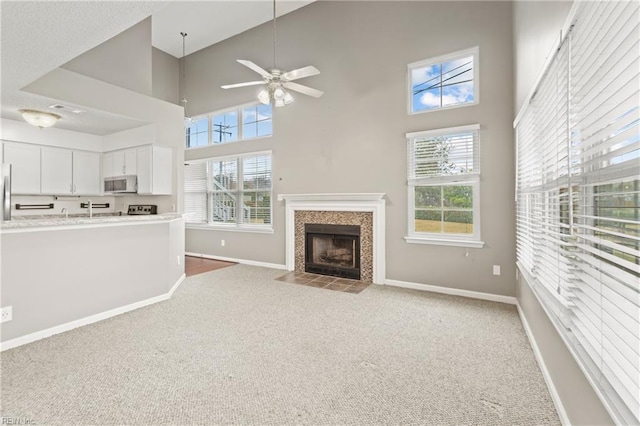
[184,150,273,232]
[405,123,483,248]
[406,179,484,248]
[407,46,480,115]
[185,101,273,150]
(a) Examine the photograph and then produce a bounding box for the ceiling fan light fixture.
[220,0,322,107]
[19,109,61,128]
[258,88,270,105]
[283,91,294,105]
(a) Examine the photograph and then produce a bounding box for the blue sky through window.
[411,55,475,113]
[243,104,272,139]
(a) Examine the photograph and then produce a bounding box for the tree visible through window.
[406,124,481,246]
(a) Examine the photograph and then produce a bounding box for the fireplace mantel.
[278,193,386,284]
[277,193,385,202]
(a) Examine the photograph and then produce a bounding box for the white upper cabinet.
[72,151,101,195]
[41,147,101,195]
[41,147,73,194]
[3,142,41,194]
[136,145,172,195]
[103,152,115,178]
[103,148,137,177]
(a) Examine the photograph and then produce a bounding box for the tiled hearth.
[275,271,370,294]
[277,193,386,284]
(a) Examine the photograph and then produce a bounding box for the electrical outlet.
[221,239,225,247]
[493,265,501,276]
[177,255,181,266]
[1,306,12,323]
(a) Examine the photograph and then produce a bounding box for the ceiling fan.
[220,0,323,107]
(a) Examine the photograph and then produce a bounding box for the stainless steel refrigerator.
[1,164,11,221]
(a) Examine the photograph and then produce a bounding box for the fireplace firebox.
[305,223,361,280]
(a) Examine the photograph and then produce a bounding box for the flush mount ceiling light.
[221,0,323,107]
[19,109,61,129]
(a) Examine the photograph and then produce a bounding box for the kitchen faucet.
[86,200,93,218]
[61,207,68,219]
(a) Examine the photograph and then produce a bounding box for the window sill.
[185,135,272,151]
[404,236,485,248]
[186,223,274,234]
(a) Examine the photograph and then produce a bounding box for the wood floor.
[185,256,235,276]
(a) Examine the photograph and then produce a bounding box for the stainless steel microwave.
[104,175,137,193]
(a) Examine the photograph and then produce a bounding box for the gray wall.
[152,47,179,104]
[512,1,573,113]
[513,1,613,424]
[184,1,516,297]
[62,18,153,96]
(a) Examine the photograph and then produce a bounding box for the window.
[185,103,272,149]
[515,2,639,424]
[408,47,478,114]
[242,104,273,139]
[184,151,272,231]
[185,117,209,149]
[405,124,482,248]
[212,110,238,143]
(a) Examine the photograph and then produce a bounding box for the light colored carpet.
[1,264,559,425]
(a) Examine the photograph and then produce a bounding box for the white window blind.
[183,162,207,223]
[516,1,640,424]
[184,152,273,229]
[407,124,480,183]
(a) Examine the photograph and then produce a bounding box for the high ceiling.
[152,1,314,58]
[0,1,314,136]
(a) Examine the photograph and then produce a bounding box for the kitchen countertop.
[1,212,183,233]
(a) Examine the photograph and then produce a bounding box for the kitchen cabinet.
[136,145,172,195]
[103,148,136,177]
[41,147,73,194]
[41,147,101,195]
[3,142,41,194]
[73,151,101,195]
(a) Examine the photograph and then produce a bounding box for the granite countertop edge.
[1,212,184,231]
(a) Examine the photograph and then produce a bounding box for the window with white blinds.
[515,1,639,424]
[406,124,483,247]
[184,151,272,229]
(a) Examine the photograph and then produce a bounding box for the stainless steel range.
[127,204,157,215]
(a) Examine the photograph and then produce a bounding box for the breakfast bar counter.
[0,214,185,349]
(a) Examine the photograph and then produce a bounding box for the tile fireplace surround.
[277,194,386,284]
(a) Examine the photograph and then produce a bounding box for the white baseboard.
[0,274,186,352]
[517,302,570,426]
[168,273,186,298]
[384,279,517,305]
[185,252,287,270]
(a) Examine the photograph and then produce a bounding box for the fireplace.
[305,223,361,280]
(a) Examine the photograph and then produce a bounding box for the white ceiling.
[0,1,314,136]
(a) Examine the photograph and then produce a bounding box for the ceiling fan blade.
[283,82,324,98]
[237,60,272,79]
[282,66,320,81]
[221,81,265,89]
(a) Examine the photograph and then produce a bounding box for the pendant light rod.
[272,0,277,70]
[180,32,190,120]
